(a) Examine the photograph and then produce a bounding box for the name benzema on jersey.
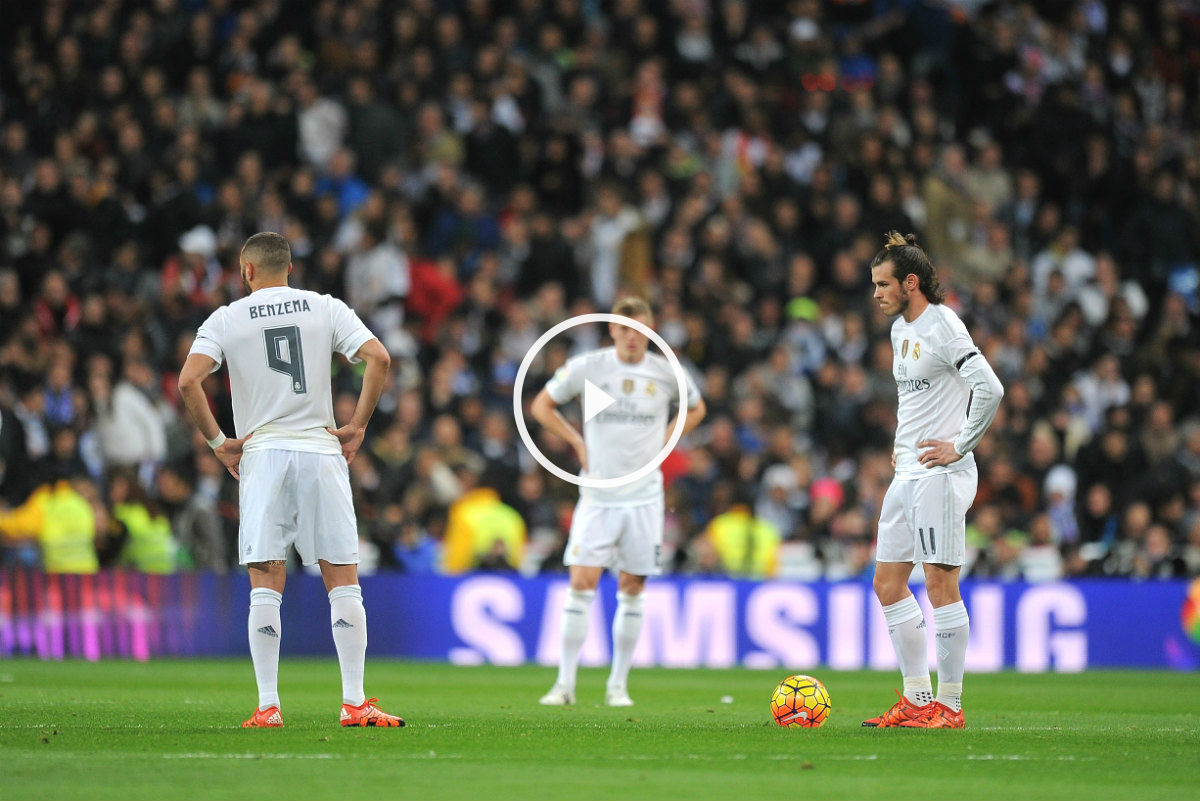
[249,298,312,319]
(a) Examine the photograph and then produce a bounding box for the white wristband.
[206,432,227,449]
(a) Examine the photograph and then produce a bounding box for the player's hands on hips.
[327,424,366,464]
[572,440,588,473]
[215,434,252,480]
[917,439,962,468]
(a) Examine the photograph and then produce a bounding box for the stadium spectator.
[703,498,782,580]
[441,467,525,573]
[30,425,89,488]
[375,501,439,575]
[91,359,169,470]
[0,400,31,507]
[157,462,227,573]
[344,217,409,339]
[108,468,176,574]
[0,477,99,574]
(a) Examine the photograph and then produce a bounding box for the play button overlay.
[513,313,690,490]
[582,380,616,423]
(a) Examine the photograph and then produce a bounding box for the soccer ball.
[770,674,831,728]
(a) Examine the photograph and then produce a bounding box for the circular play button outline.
[512,313,690,489]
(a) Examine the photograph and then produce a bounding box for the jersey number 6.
[263,325,307,394]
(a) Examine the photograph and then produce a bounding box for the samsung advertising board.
[1,571,1197,671]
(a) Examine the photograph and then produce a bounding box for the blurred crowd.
[2,0,1200,583]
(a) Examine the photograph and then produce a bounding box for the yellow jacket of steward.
[114,502,177,574]
[0,481,98,574]
[442,488,526,573]
[705,506,781,579]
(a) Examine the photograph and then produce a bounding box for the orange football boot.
[861,689,934,728]
[242,706,283,728]
[340,698,405,727]
[898,701,965,729]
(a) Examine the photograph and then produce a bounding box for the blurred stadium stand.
[0,0,1199,584]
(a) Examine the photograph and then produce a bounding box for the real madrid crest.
[645,380,656,396]
[913,342,921,360]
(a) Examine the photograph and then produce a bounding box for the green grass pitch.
[0,660,1197,800]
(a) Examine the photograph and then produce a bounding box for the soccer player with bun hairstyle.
[531,296,706,707]
[178,232,405,728]
[862,231,1004,729]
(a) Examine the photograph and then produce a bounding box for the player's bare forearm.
[531,390,582,446]
[665,398,707,446]
[531,388,587,468]
[348,338,391,430]
[179,352,251,479]
[328,339,390,464]
[178,353,222,440]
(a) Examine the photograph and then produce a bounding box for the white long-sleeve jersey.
[890,303,1004,480]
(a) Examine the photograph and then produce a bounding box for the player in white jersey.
[178,232,403,728]
[533,297,706,707]
[862,232,1004,730]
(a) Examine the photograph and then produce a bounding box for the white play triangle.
[582,379,617,423]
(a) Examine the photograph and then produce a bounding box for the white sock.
[882,594,933,706]
[607,592,644,691]
[556,589,594,691]
[248,588,283,709]
[329,584,367,706]
[933,601,970,711]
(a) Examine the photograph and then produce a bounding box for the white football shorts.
[238,448,359,566]
[565,497,664,576]
[876,466,978,566]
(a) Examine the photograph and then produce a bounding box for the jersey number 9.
[264,325,307,394]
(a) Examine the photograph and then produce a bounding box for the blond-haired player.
[179,232,403,728]
[533,297,706,706]
[863,232,1003,729]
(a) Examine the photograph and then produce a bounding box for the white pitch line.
[966,755,1098,762]
[969,726,1080,732]
[593,753,1100,764]
[162,753,339,760]
[160,752,463,760]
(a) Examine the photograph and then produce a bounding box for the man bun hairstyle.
[870,231,945,304]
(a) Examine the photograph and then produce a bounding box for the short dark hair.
[870,231,945,304]
[241,232,291,274]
